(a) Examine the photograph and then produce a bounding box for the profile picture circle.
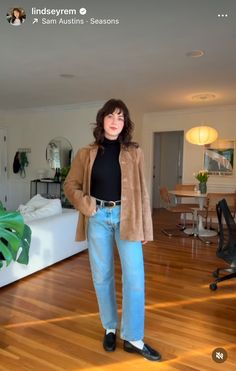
[6,7,26,26]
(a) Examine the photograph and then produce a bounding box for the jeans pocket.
[90,206,101,218]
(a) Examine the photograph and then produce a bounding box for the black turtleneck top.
[90,137,121,201]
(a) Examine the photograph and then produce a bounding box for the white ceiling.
[1,0,236,112]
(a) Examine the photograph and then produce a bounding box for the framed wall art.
[204,139,234,175]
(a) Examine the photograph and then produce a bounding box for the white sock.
[106,328,116,335]
[129,340,144,350]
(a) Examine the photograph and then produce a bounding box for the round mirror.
[46,137,73,170]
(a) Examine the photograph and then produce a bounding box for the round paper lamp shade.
[185,126,218,145]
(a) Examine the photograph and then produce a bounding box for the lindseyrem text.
[32,8,77,16]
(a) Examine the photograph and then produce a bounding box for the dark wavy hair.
[10,8,25,24]
[93,99,138,148]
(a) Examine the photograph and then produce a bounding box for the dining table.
[168,190,217,237]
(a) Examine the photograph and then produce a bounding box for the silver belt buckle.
[109,201,116,208]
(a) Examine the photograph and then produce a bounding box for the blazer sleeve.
[138,147,154,241]
[63,149,96,217]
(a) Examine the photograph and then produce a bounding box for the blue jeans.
[87,205,145,341]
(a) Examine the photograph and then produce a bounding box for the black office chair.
[209,198,236,290]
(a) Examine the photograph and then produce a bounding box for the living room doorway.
[152,131,184,208]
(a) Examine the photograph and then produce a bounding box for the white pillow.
[18,195,62,222]
[24,194,51,209]
[17,204,36,214]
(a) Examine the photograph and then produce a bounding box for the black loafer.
[123,340,161,361]
[103,331,116,352]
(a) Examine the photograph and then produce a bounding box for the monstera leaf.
[0,204,31,269]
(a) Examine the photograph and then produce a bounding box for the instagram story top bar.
[30,7,119,26]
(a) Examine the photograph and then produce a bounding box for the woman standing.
[64,99,161,361]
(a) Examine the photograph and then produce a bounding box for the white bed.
[0,209,87,287]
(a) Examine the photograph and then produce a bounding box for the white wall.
[2,103,101,209]
[2,103,236,210]
[142,105,236,204]
[1,102,142,210]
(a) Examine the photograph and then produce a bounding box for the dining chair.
[174,184,198,228]
[159,186,194,237]
[197,192,236,231]
[175,183,196,191]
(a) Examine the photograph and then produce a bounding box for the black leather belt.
[96,199,121,208]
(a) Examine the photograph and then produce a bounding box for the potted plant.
[0,201,31,269]
[60,166,72,207]
[61,165,70,180]
[194,170,209,194]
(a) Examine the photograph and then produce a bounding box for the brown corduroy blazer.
[63,144,153,242]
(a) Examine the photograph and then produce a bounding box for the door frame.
[0,128,8,209]
[152,130,184,208]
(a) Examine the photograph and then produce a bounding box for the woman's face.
[13,10,20,18]
[103,109,124,140]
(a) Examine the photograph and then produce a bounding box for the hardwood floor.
[0,209,235,370]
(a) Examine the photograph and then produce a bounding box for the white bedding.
[18,194,62,222]
[0,209,87,287]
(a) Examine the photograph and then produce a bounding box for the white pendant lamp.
[185,125,218,145]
